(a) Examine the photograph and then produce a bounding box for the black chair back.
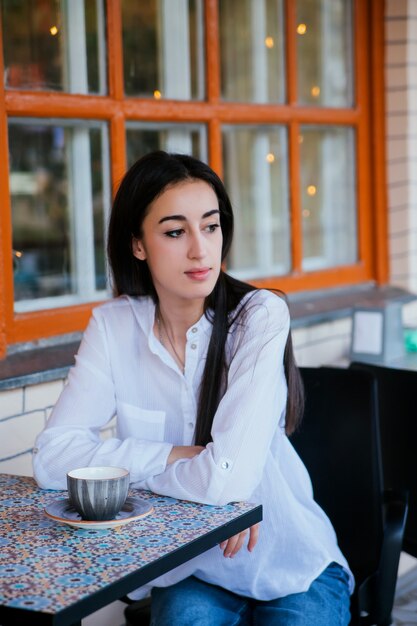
[350,362,417,557]
[292,367,384,590]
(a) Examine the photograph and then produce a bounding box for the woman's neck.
[156,299,205,343]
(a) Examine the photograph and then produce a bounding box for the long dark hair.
[107,151,304,441]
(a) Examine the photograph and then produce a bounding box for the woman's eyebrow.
[158,209,220,224]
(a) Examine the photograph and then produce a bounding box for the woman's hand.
[219,523,260,558]
[167,445,205,464]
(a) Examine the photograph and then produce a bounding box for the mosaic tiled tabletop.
[0,474,261,625]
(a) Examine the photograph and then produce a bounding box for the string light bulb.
[307,185,317,196]
[153,90,162,100]
[266,153,275,163]
[50,25,58,36]
[311,85,320,98]
[265,36,274,49]
[297,23,307,35]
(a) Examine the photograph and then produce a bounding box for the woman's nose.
[188,232,206,259]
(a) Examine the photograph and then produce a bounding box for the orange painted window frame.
[0,0,387,357]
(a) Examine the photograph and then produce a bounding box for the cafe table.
[0,474,262,626]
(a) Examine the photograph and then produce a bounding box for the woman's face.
[132,179,223,309]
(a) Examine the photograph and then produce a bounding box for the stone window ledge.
[0,283,415,391]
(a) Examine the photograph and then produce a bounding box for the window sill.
[0,284,415,391]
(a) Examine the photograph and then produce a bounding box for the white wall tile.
[386,65,408,89]
[294,336,350,368]
[385,0,408,19]
[387,137,409,162]
[385,18,408,41]
[387,181,409,207]
[387,160,409,183]
[387,89,408,113]
[388,207,412,235]
[385,43,407,65]
[403,300,417,326]
[24,380,64,413]
[0,388,24,419]
[0,410,44,462]
[0,452,34,477]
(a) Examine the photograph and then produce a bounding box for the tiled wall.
[0,318,351,477]
[386,0,417,296]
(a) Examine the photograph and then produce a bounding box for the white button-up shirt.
[33,290,352,600]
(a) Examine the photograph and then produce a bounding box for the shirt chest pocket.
[117,402,166,442]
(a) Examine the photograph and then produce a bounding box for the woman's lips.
[185,268,211,281]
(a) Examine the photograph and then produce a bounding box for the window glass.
[300,126,357,270]
[126,123,207,166]
[9,119,110,312]
[122,0,204,100]
[222,125,290,278]
[219,0,285,103]
[2,0,107,94]
[296,0,353,107]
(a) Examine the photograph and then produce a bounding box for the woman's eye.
[165,229,184,238]
[205,223,220,233]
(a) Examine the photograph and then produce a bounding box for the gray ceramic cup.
[67,466,130,521]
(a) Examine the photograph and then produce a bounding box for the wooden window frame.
[0,0,387,356]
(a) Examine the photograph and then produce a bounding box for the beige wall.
[385,0,417,301]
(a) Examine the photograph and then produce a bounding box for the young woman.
[33,151,352,625]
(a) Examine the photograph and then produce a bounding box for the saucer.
[44,496,154,530]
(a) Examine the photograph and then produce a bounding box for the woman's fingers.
[219,523,260,557]
[247,523,260,552]
[222,530,247,557]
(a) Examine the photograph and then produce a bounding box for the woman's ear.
[132,237,147,261]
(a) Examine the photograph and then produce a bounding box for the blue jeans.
[150,562,351,626]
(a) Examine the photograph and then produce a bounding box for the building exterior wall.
[386,0,417,317]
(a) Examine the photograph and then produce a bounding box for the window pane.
[2,0,107,94]
[122,0,204,100]
[219,0,285,103]
[126,123,207,166]
[222,126,290,278]
[9,119,110,312]
[296,0,353,107]
[300,126,356,270]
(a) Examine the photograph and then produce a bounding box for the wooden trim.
[110,112,127,196]
[7,304,98,345]
[6,91,361,124]
[208,118,223,177]
[0,10,10,358]
[369,0,389,284]
[249,263,371,293]
[355,0,373,277]
[107,0,124,101]
[205,0,221,103]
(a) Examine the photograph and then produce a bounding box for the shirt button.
[221,461,229,470]
[191,327,198,333]
[188,422,194,429]
[191,343,197,350]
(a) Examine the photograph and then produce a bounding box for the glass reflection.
[219,0,285,103]
[222,126,290,277]
[122,0,204,100]
[300,126,357,270]
[296,0,353,107]
[9,119,110,311]
[2,0,106,94]
[126,123,206,167]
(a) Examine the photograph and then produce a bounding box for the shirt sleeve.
[32,308,172,490]
[142,292,290,505]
